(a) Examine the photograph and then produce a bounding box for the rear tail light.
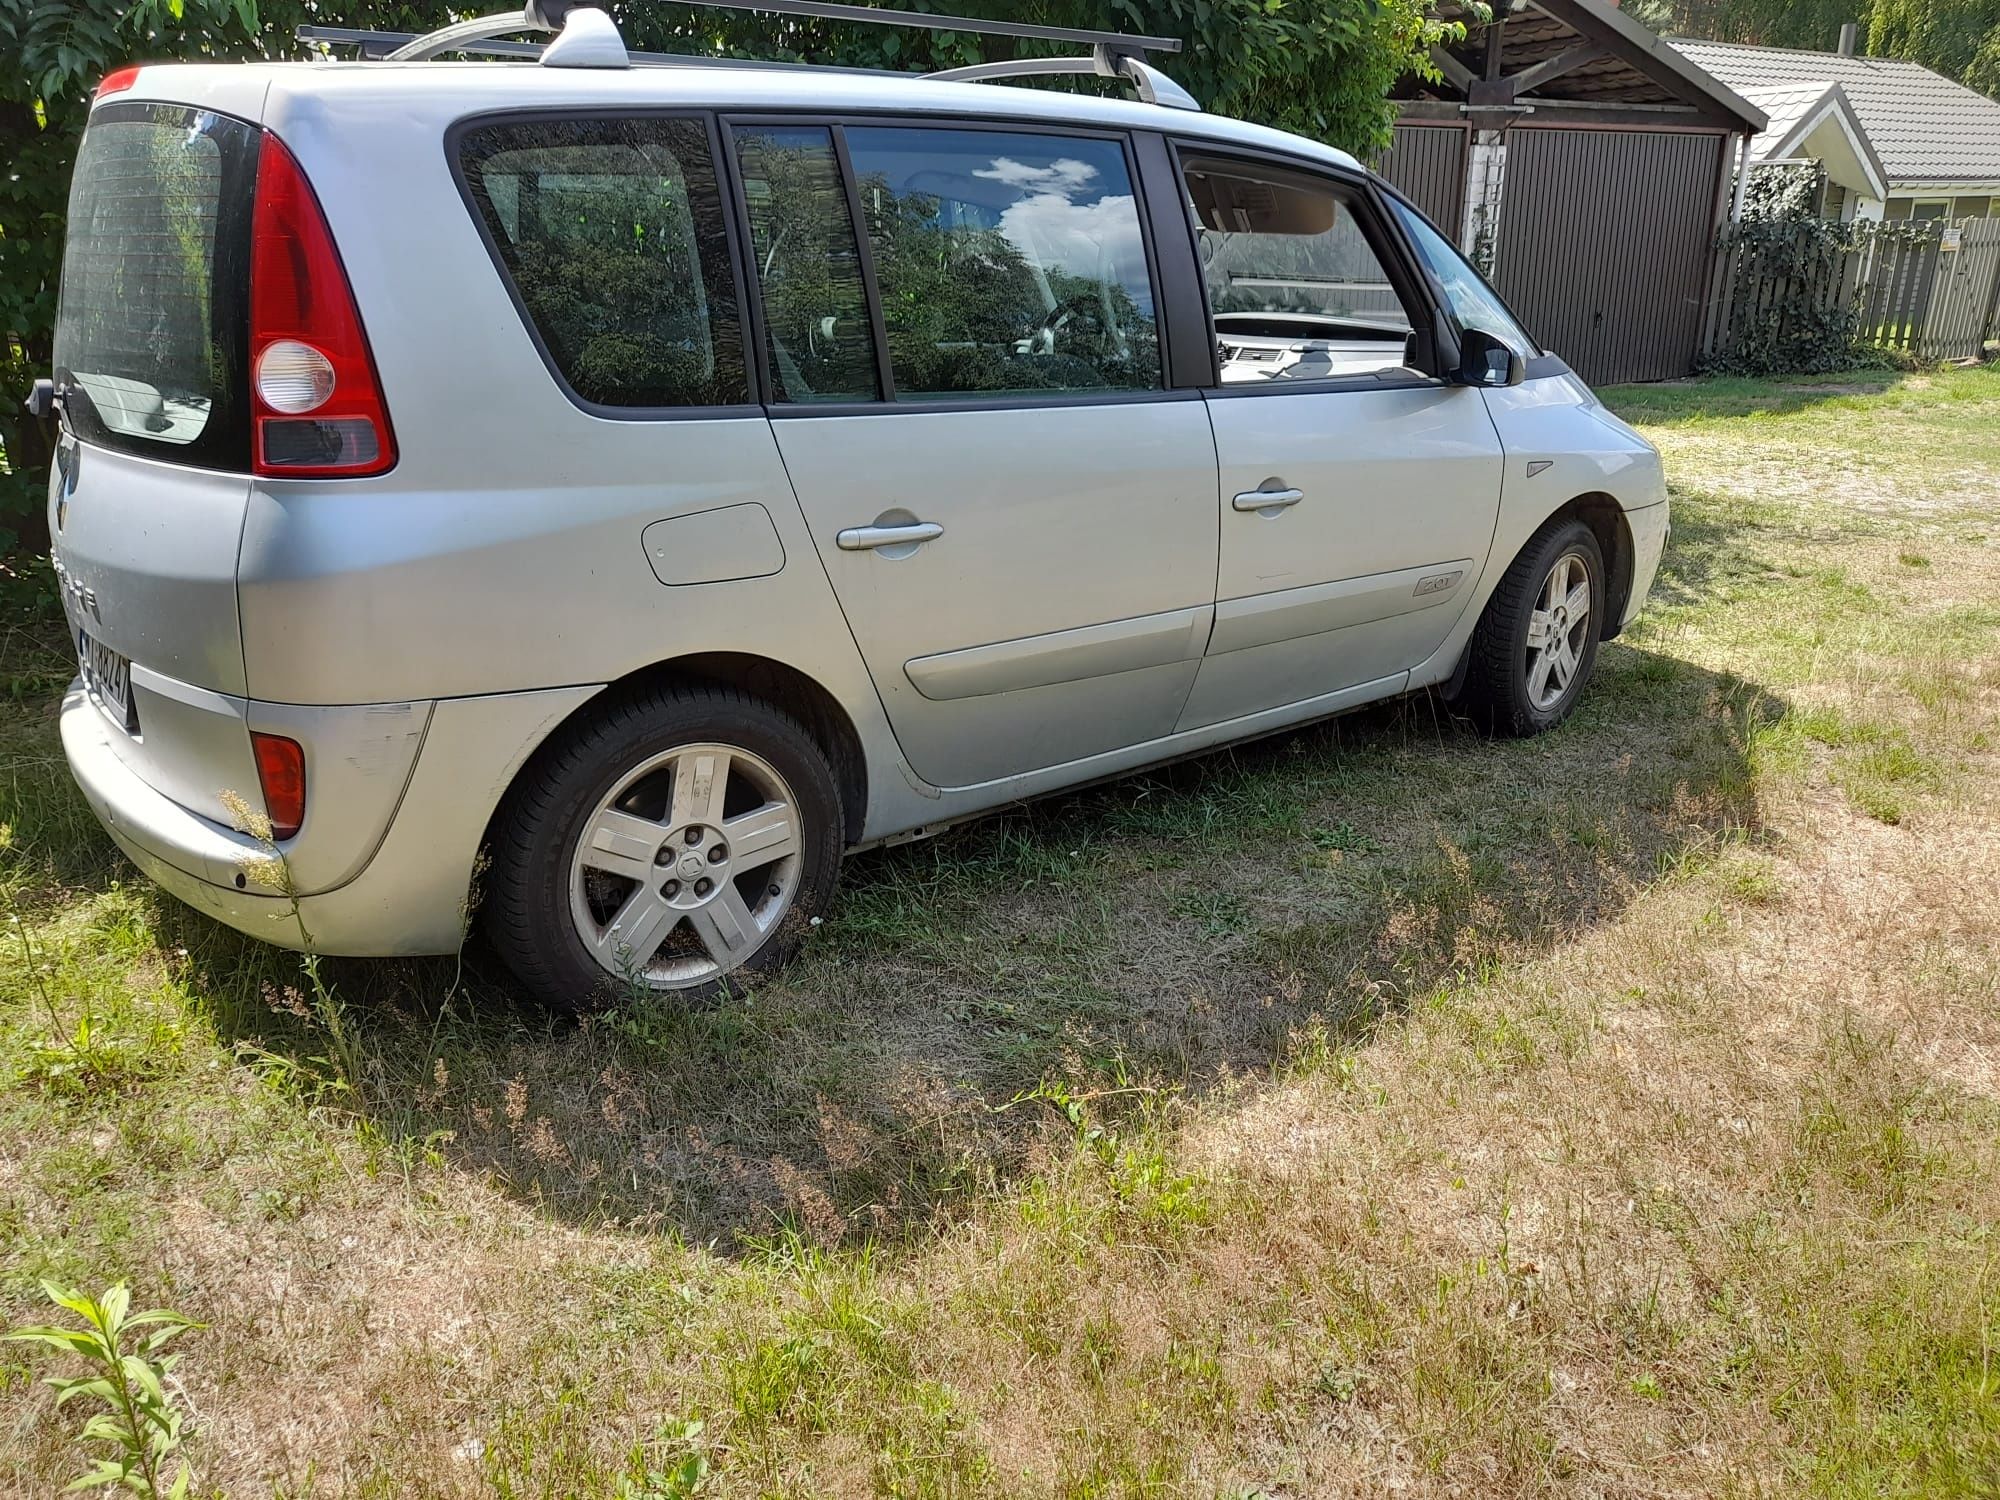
[250,732,307,842]
[249,133,396,477]
[95,66,141,100]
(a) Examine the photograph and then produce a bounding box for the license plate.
[76,625,134,731]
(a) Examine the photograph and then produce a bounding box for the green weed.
[6,1283,201,1499]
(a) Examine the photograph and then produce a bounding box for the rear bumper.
[62,684,312,948]
[63,680,602,957]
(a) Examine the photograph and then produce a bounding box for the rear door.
[1171,148,1506,730]
[730,119,1218,788]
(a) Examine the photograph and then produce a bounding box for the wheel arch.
[1549,491,1635,640]
[487,652,872,855]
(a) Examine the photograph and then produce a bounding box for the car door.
[1169,148,1506,731]
[729,119,1219,788]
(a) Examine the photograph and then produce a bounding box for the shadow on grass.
[1601,369,1903,427]
[0,529,1780,1252]
[104,637,1784,1255]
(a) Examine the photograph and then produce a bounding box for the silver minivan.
[42,1,1669,1006]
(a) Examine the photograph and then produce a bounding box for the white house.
[1670,35,2000,223]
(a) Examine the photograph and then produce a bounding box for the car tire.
[1457,516,1607,737]
[485,682,843,1011]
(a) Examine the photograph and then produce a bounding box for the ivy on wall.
[1704,160,1946,374]
[1705,211,1942,374]
[1742,159,1828,222]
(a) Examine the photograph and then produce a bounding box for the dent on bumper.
[62,681,603,958]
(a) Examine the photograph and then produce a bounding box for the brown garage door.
[1494,128,1728,385]
[1376,124,1468,241]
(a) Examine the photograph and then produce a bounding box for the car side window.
[1387,198,1539,360]
[1183,154,1420,386]
[731,126,880,404]
[457,116,748,409]
[843,126,1162,399]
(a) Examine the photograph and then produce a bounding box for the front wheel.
[485,684,843,1009]
[1457,517,1606,736]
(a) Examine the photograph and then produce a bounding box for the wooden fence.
[1703,216,2000,369]
[1924,218,2000,361]
[1858,226,1943,353]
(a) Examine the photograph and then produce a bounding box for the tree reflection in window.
[460,117,747,408]
[845,128,1161,398]
[732,126,879,403]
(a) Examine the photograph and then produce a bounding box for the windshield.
[53,102,258,468]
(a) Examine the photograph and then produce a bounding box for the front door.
[1171,150,1505,730]
[730,120,1218,788]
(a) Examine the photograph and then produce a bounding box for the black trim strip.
[765,387,1204,418]
[830,123,897,404]
[1201,371,1440,400]
[716,114,774,407]
[1132,129,1218,390]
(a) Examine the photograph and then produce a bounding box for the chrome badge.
[1414,569,1464,598]
[51,554,101,624]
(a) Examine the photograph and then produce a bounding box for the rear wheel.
[1457,517,1606,736]
[486,684,842,1009]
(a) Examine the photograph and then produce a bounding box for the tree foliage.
[0,0,1459,563]
[1868,0,2000,95]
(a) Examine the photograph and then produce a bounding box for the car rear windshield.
[53,101,258,469]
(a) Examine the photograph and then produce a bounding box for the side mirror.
[1457,327,1524,388]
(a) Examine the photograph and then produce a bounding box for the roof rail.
[927,49,1199,111]
[297,0,1197,106]
[617,0,1180,55]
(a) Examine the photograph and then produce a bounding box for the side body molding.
[1208,560,1475,657]
[905,605,1213,702]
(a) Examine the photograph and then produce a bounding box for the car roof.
[114,58,1368,178]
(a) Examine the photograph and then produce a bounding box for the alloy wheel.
[1524,550,1593,712]
[566,742,803,988]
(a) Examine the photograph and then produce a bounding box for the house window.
[1909,199,1952,222]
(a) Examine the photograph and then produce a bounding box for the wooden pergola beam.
[1429,45,1479,93]
[1507,42,1606,96]
[1415,0,1765,132]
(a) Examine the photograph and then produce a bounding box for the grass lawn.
[5,366,2000,1496]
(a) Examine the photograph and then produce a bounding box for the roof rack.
[297,0,1199,108]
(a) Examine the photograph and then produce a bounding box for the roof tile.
[1669,39,2000,183]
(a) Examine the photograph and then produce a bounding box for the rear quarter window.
[455,115,749,411]
[53,102,258,469]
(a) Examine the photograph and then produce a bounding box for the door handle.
[1232,486,1304,514]
[836,521,944,552]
